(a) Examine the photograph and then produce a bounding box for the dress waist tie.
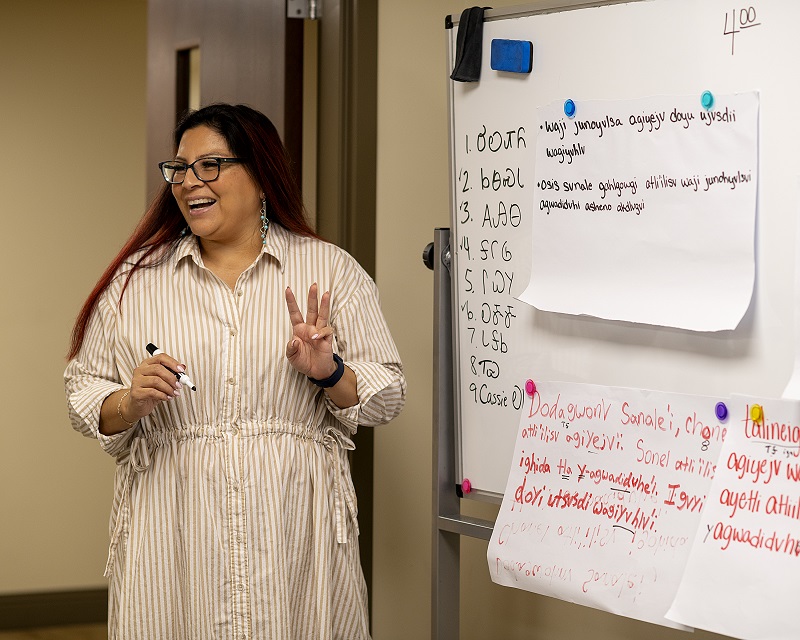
[322,426,358,544]
[104,434,152,577]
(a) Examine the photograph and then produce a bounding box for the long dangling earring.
[260,196,269,245]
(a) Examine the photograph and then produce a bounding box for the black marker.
[146,343,197,391]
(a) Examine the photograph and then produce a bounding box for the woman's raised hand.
[284,283,337,380]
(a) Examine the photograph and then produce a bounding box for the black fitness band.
[308,353,345,388]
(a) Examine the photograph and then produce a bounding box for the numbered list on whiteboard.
[452,118,532,491]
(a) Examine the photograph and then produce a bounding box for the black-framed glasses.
[158,157,242,184]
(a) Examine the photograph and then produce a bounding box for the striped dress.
[64,223,406,640]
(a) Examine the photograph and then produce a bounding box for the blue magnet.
[715,401,728,421]
[564,99,576,118]
[701,91,714,110]
[490,39,533,74]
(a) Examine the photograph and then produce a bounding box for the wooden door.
[146,0,303,198]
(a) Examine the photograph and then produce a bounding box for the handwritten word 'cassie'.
[468,381,522,409]
[705,522,800,555]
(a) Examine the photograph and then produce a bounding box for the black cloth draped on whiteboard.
[450,7,489,82]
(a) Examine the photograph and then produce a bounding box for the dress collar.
[172,223,289,273]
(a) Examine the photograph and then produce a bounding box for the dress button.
[237,290,244,297]
[228,377,236,385]
[230,329,238,337]
[237,584,245,592]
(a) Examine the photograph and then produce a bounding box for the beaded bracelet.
[117,390,137,426]
[308,354,345,388]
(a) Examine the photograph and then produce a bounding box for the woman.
[65,103,406,639]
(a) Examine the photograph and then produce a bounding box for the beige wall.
[0,0,147,593]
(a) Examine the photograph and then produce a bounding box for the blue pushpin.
[701,91,714,111]
[715,401,728,421]
[564,99,576,118]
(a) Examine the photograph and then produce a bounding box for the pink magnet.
[525,379,537,396]
[462,479,472,494]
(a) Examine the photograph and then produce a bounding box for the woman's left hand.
[285,283,338,379]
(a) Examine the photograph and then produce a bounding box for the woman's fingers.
[310,326,334,341]
[285,286,304,327]
[132,360,182,399]
[305,283,319,326]
[286,284,331,329]
[317,290,331,329]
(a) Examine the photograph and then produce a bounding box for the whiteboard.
[448,0,800,498]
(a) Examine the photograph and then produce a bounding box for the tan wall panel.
[0,0,147,593]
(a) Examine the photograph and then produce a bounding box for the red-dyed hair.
[67,104,320,360]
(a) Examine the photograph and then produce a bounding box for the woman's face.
[171,125,262,247]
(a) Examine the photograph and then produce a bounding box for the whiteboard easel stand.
[430,227,493,640]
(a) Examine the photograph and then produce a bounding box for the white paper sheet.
[519,92,759,331]
[667,395,800,640]
[488,381,726,628]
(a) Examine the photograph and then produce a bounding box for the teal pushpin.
[564,99,576,118]
[701,91,714,110]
